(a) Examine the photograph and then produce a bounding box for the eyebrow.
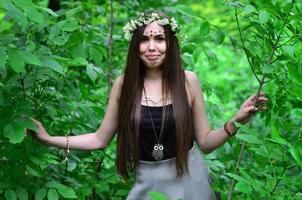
[142,33,165,37]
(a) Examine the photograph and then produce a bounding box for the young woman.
[26,11,268,200]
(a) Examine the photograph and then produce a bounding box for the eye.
[156,37,166,42]
[141,37,149,42]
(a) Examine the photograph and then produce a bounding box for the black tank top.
[139,104,194,161]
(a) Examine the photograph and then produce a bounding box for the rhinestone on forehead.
[143,30,164,37]
[143,24,165,36]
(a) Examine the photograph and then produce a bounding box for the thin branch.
[270,165,287,195]
[107,0,114,93]
[235,7,261,84]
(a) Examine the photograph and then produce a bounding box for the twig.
[107,0,114,93]
[235,7,261,84]
[270,165,287,195]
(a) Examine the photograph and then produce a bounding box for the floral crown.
[122,12,181,41]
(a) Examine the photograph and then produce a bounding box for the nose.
[148,39,156,52]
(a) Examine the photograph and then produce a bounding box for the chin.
[145,62,164,69]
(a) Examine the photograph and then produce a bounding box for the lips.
[146,55,160,60]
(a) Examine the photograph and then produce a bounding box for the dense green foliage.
[0,0,301,199]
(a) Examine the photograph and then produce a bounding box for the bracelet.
[224,120,238,137]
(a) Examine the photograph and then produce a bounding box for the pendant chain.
[143,87,164,143]
[143,87,166,160]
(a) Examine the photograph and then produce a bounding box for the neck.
[144,67,162,81]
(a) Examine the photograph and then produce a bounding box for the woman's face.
[139,21,167,69]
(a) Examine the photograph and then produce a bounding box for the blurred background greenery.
[0,0,301,199]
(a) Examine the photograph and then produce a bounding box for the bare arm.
[187,71,267,154]
[27,75,123,151]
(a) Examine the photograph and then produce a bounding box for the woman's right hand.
[25,117,50,144]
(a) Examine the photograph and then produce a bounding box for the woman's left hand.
[234,92,268,125]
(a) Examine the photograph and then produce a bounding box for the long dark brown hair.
[117,11,194,179]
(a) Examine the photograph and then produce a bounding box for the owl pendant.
[152,144,164,161]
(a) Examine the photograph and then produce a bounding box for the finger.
[24,128,36,137]
[258,97,268,101]
[245,105,257,113]
[251,92,266,101]
[29,117,42,126]
[257,106,268,111]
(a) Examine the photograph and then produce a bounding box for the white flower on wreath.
[123,13,181,41]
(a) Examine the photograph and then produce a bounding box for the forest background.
[0,0,301,200]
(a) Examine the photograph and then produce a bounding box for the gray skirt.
[126,145,217,200]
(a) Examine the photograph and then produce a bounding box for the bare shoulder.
[184,70,201,106]
[115,74,124,86]
[111,74,124,102]
[185,70,199,85]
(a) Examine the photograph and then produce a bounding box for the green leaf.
[115,189,129,196]
[21,51,42,66]
[67,58,88,67]
[60,20,79,32]
[292,85,302,100]
[205,49,217,65]
[193,48,202,63]
[16,188,28,200]
[199,21,210,37]
[288,144,302,172]
[148,191,169,200]
[3,122,24,144]
[288,65,302,86]
[262,64,275,74]
[65,7,82,18]
[245,5,256,14]
[56,185,77,199]
[26,165,43,177]
[271,126,287,145]
[47,188,58,200]
[283,45,295,57]
[8,48,25,73]
[46,181,61,189]
[89,46,103,66]
[236,134,262,144]
[86,64,98,82]
[225,173,249,184]
[36,6,58,17]
[227,2,244,8]
[235,181,252,194]
[230,36,237,48]
[181,52,194,66]
[7,5,28,28]
[0,47,7,69]
[23,7,44,25]
[41,57,64,74]
[215,30,225,45]
[175,5,198,18]
[3,117,38,144]
[5,189,17,200]
[35,188,47,200]
[11,0,34,6]
[49,24,60,41]
[259,11,270,24]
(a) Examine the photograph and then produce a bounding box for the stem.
[270,165,287,195]
[107,0,114,93]
[20,73,26,100]
[235,7,261,84]
[227,78,265,200]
